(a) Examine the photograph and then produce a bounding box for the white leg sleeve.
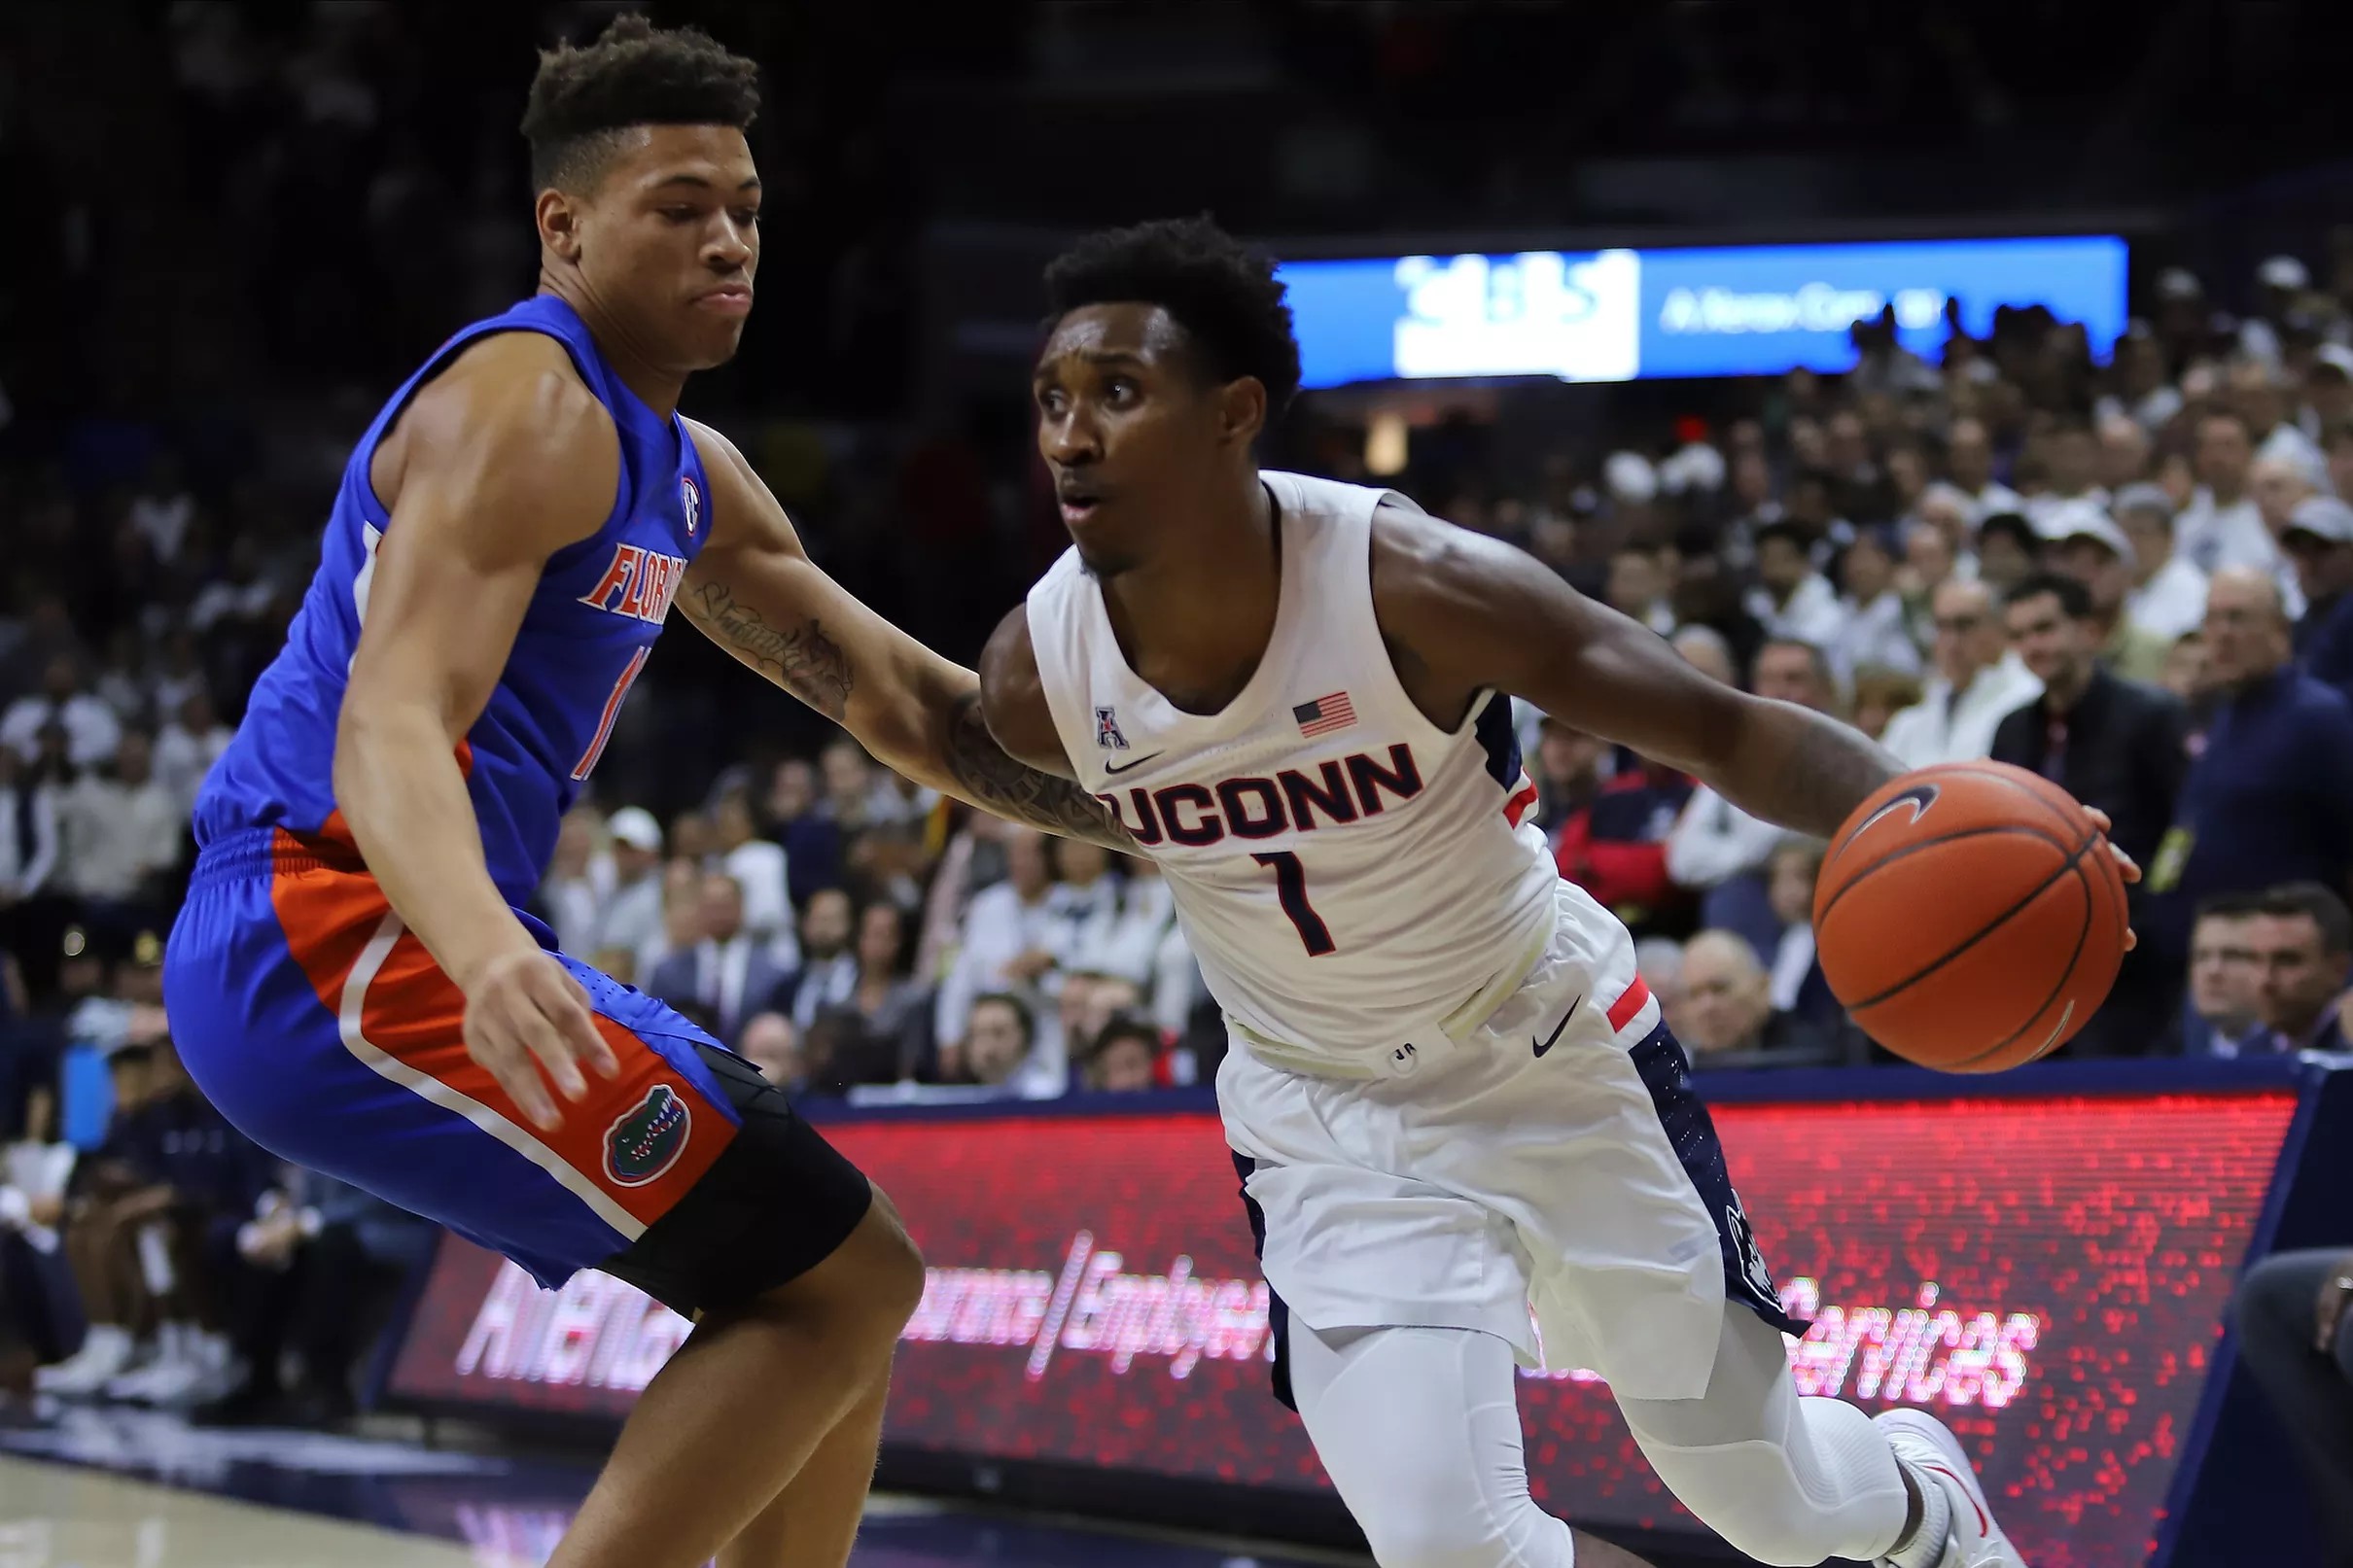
[1286,1321,1575,1568]
[1613,1306,1909,1567]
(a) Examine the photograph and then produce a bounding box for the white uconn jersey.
[1026,471,1566,1066]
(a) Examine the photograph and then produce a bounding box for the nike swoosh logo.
[1533,995,1582,1058]
[1103,751,1166,776]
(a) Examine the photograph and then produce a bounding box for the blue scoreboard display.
[1279,235,2129,390]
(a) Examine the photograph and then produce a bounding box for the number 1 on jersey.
[1252,851,1336,957]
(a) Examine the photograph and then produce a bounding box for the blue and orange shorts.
[163,828,871,1314]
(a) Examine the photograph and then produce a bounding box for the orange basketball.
[1812,761,2128,1072]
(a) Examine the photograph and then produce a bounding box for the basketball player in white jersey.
[979,220,2121,1568]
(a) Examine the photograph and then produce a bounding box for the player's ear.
[1217,375,1267,448]
[537,188,585,264]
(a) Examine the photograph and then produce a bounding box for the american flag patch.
[1293,691,1356,738]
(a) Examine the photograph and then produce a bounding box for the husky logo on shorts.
[1723,1196,1779,1309]
[1096,706,1130,750]
[605,1084,691,1187]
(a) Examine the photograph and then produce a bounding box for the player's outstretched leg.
[548,1196,924,1568]
[1286,1319,1659,1568]
[1613,1306,2021,1568]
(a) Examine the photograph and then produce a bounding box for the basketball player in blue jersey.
[982,219,2135,1568]
[162,20,1120,1568]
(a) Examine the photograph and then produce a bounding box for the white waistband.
[1234,906,1558,1082]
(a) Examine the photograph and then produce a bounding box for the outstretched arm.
[681,421,1127,850]
[1367,503,1898,837]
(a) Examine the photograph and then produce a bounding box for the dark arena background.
[4,5,2353,1566]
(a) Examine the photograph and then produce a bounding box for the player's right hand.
[462,947,620,1131]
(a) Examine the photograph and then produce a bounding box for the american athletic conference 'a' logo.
[605,1084,690,1187]
[680,475,702,537]
[1096,706,1130,750]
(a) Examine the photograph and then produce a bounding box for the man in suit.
[1993,572,2191,1054]
[647,872,790,1046]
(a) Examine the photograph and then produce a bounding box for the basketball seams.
[1814,821,2075,929]
[1841,836,2095,1011]
[1942,857,2100,1070]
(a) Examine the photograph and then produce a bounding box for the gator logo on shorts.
[604,1085,690,1188]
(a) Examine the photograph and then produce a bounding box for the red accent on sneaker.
[1920,1462,1990,1535]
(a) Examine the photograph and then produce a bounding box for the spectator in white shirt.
[2252,452,2317,547]
[1744,519,1846,650]
[2177,409,2282,575]
[61,730,182,905]
[127,455,195,566]
[1046,839,1163,986]
[152,690,231,817]
[538,807,605,955]
[2114,484,2209,642]
[2102,323,2185,434]
[1,657,123,770]
[594,806,667,964]
[712,789,794,965]
[0,745,64,905]
[934,828,1069,1098]
[1880,578,2044,767]
[1945,416,2023,520]
[1828,526,1920,681]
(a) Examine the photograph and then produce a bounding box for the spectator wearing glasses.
[1993,572,2189,1053]
[1882,577,2043,767]
[2143,569,2353,969]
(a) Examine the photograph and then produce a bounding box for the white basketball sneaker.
[1874,1409,2027,1568]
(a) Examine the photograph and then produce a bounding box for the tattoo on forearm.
[688,579,853,719]
[941,692,1133,852]
[1732,704,1903,838]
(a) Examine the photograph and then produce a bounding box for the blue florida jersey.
[194,296,711,904]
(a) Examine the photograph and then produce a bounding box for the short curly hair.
[1043,216,1301,416]
[520,15,760,193]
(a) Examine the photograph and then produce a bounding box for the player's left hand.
[2080,807,2139,952]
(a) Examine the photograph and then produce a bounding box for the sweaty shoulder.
[979,603,1072,779]
[372,331,620,561]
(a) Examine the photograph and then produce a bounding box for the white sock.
[1884,1457,1953,1568]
